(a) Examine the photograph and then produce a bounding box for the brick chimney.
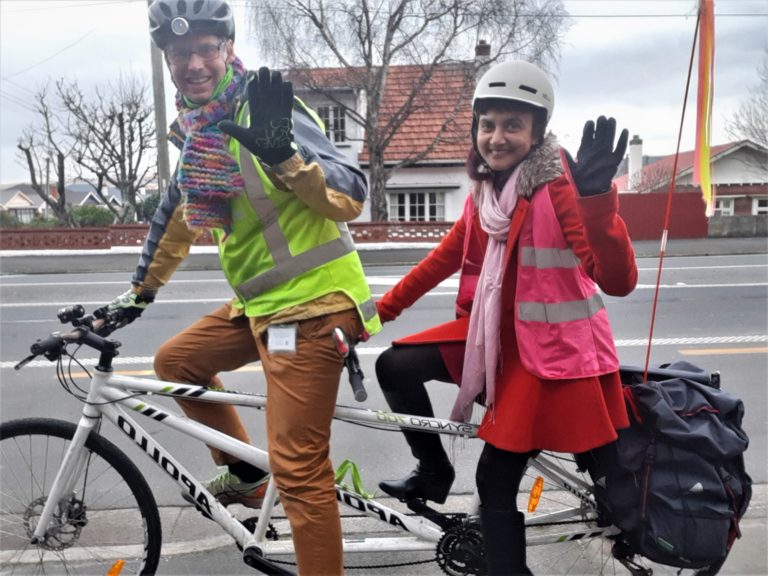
[475,40,491,77]
[628,134,643,191]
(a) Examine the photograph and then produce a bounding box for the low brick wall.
[0,222,453,250]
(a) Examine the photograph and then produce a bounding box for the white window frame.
[752,197,768,215]
[714,197,734,217]
[317,105,347,144]
[387,190,446,222]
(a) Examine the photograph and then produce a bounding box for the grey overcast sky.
[1,0,766,186]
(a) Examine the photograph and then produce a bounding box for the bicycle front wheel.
[0,417,162,575]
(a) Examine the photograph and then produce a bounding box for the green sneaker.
[206,467,271,509]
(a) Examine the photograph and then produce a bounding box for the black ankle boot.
[379,459,455,503]
[480,508,533,575]
[377,384,455,503]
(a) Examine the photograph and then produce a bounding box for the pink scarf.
[450,167,521,422]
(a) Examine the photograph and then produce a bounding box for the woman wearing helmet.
[375,60,636,574]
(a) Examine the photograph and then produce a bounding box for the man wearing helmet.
[106,1,381,573]
[375,60,637,574]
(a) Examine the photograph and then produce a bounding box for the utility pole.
[148,0,170,194]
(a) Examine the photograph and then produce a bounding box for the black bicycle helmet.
[148,0,235,49]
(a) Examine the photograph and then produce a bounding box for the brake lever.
[14,354,36,371]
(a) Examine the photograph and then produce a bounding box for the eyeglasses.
[166,41,225,66]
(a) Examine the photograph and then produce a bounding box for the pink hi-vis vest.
[514,186,619,380]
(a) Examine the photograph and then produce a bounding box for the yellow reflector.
[527,476,544,513]
[107,559,125,575]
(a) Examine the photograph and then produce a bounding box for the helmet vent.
[488,82,506,88]
[159,3,173,17]
[518,84,538,94]
[192,0,204,13]
[214,4,230,18]
[177,0,187,15]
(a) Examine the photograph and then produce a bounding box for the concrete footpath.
[1,236,766,275]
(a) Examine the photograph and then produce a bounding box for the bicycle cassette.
[435,518,486,576]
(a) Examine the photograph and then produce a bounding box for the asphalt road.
[1,241,766,575]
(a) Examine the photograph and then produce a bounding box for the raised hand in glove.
[219,66,296,166]
[106,289,155,328]
[564,116,629,196]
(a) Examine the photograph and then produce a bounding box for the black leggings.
[476,443,538,512]
[375,344,454,413]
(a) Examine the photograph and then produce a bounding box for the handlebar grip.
[31,334,65,356]
[349,371,367,402]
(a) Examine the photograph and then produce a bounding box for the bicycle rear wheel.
[521,453,718,576]
[0,417,162,575]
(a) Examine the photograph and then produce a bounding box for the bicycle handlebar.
[14,305,123,370]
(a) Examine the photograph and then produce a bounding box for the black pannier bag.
[578,361,752,571]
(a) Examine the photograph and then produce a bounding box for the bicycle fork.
[30,403,102,544]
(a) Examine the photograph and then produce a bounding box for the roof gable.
[614,140,759,191]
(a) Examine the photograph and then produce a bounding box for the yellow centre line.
[679,347,768,356]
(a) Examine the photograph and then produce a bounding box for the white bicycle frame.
[32,364,616,560]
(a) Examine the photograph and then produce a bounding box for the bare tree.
[630,163,673,194]
[16,85,76,226]
[249,0,568,220]
[57,75,157,222]
[726,50,768,149]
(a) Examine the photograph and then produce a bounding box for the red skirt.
[478,349,629,453]
[393,316,629,453]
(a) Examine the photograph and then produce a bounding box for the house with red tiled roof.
[615,136,768,217]
[288,56,479,222]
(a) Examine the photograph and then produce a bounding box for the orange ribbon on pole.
[694,0,715,216]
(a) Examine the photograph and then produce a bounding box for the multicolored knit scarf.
[174,57,247,231]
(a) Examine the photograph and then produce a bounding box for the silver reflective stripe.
[518,293,605,324]
[237,230,356,300]
[359,298,378,322]
[239,146,292,263]
[238,105,292,263]
[520,246,579,269]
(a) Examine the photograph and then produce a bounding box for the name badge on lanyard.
[267,323,297,354]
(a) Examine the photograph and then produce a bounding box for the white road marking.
[2,335,766,369]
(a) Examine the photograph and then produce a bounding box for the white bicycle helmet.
[473,60,554,122]
[148,0,235,49]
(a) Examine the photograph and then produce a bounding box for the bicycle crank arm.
[406,498,460,531]
[243,546,295,575]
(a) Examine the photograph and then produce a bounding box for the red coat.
[379,168,637,453]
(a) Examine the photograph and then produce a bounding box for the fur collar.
[514,133,563,200]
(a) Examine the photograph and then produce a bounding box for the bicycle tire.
[521,453,720,576]
[0,417,162,575]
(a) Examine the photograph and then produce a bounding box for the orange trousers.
[154,303,362,576]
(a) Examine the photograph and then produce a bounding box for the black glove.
[219,67,296,166]
[106,289,155,328]
[565,116,629,196]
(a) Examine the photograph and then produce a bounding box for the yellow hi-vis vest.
[214,103,381,337]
